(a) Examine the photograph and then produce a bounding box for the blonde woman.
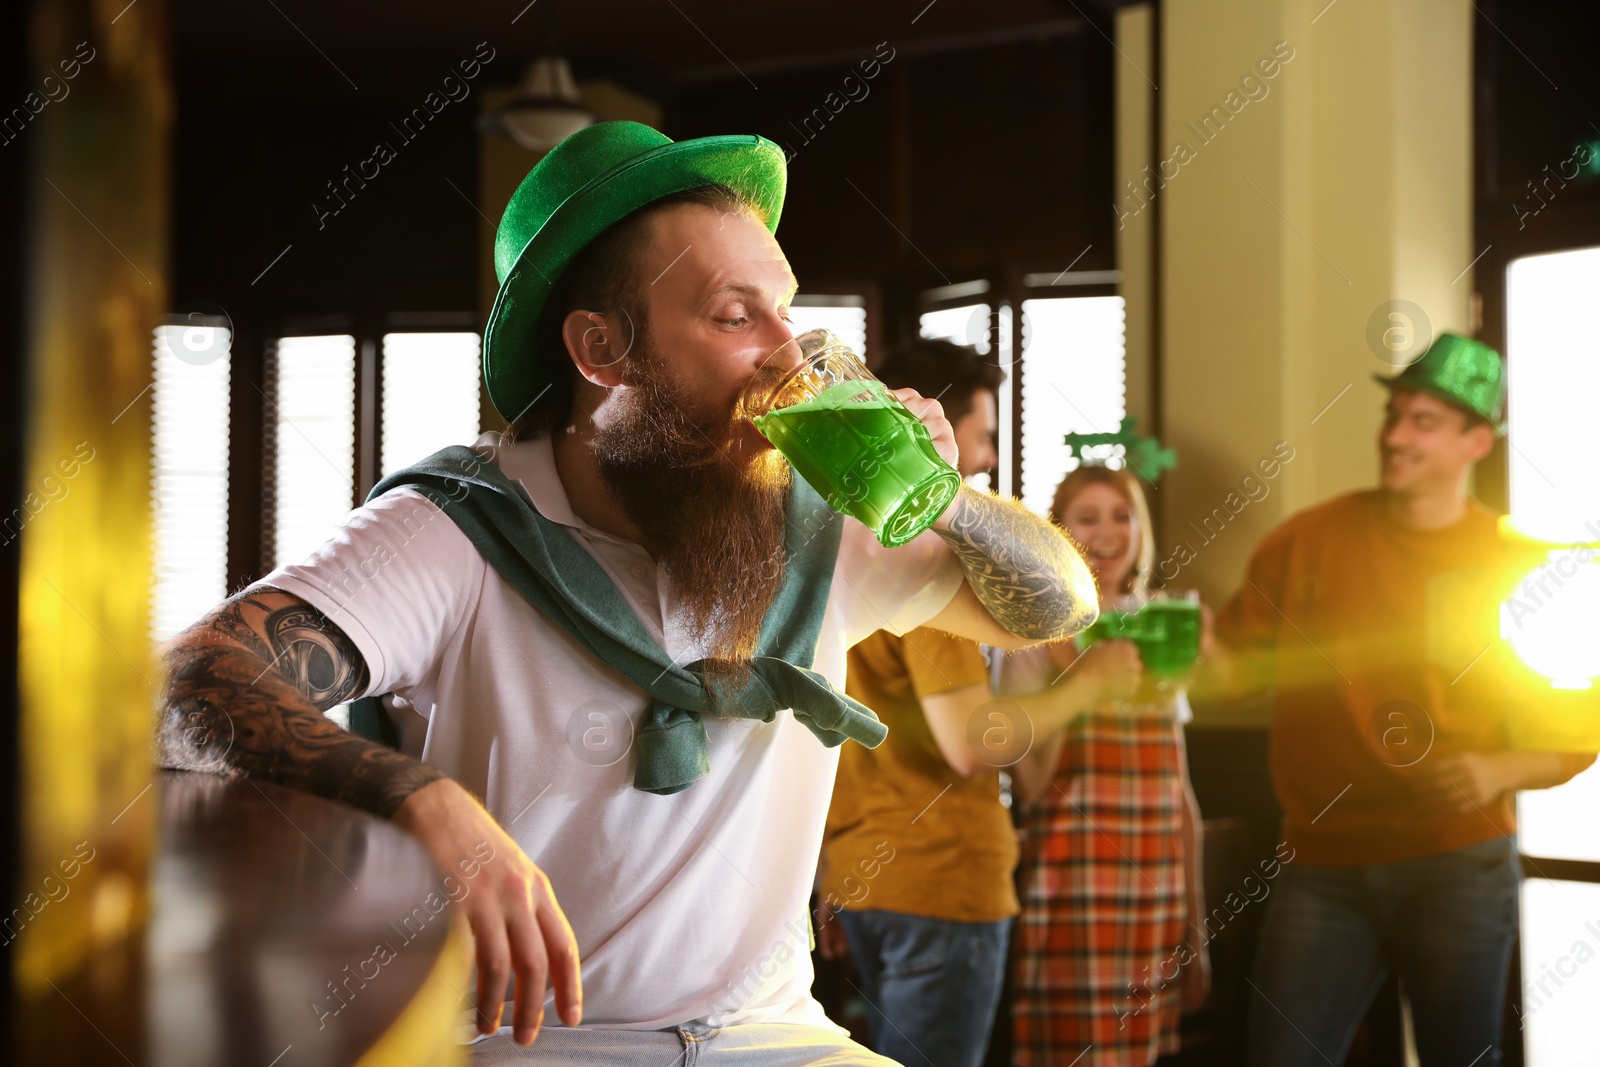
[1004,466,1211,1067]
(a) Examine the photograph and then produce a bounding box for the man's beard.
[590,337,794,693]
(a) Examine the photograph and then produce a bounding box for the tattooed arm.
[922,485,1100,650]
[157,587,445,818]
[884,387,1098,650]
[160,587,585,1044]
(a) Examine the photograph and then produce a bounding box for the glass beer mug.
[1075,590,1203,683]
[743,329,962,548]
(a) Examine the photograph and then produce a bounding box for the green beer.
[1075,597,1201,679]
[754,377,961,548]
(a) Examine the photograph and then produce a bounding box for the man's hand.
[1070,638,1145,707]
[890,387,958,468]
[814,899,851,961]
[1413,752,1509,812]
[394,779,582,1046]
[1413,751,1579,813]
[1180,940,1213,1011]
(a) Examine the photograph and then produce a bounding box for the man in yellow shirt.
[818,341,1138,1067]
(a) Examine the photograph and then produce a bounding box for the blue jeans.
[835,908,1013,1067]
[1246,835,1521,1067]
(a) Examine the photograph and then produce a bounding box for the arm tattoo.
[158,588,445,819]
[932,485,1099,641]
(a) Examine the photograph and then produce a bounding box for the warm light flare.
[1501,552,1600,689]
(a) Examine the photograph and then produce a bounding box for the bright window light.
[1519,877,1600,1066]
[1501,555,1600,689]
[150,324,231,645]
[270,335,356,570]
[919,302,1013,495]
[380,332,482,477]
[1507,245,1600,1066]
[919,303,992,355]
[1507,246,1600,543]
[1018,296,1127,516]
[1520,759,1600,864]
[788,297,867,361]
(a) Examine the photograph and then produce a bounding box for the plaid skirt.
[1012,706,1188,1067]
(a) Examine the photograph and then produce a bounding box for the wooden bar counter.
[15,770,471,1067]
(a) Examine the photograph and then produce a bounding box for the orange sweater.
[1216,490,1591,867]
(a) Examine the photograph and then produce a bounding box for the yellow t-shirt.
[819,626,1021,923]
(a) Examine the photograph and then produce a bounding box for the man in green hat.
[1202,333,1592,1066]
[158,121,1098,1063]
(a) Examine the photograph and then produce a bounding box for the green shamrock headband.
[1062,417,1177,483]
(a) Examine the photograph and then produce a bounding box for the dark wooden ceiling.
[172,0,1108,99]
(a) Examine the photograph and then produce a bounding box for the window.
[914,280,1128,507]
[149,321,231,645]
[266,335,356,570]
[1519,875,1600,1065]
[1506,244,1600,1065]
[1018,296,1128,515]
[918,302,993,354]
[1506,246,1600,543]
[264,328,483,569]
[1520,762,1600,864]
[788,295,868,360]
[918,296,1012,495]
[380,332,483,477]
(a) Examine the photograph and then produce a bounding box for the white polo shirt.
[252,432,964,1031]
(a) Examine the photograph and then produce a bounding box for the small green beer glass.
[1075,591,1202,681]
[748,330,962,547]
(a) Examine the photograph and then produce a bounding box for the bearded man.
[158,122,1098,1066]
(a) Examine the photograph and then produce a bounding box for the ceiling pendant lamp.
[479,55,595,153]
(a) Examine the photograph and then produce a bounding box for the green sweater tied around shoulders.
[346,444,888,795]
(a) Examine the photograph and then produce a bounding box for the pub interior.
[6,1,1600,1065]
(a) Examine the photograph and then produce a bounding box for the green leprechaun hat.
[1374,332,1506,434]
[483,121,789,423]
